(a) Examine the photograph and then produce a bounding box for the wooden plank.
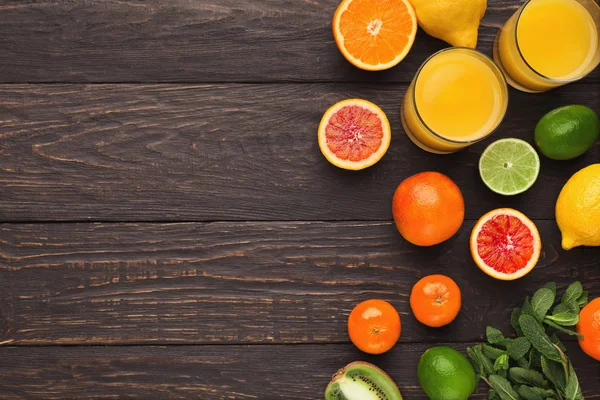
[0,0,598,83]
[0,342,598,399]
[0,221,598,345]
[0,83,597,222]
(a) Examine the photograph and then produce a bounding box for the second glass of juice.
[401,47,509,154]
[493,0,600,92]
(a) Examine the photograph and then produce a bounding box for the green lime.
[418,346,476,400]
[479,138,540,196]
[534,105,600,160]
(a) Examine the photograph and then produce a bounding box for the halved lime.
[479,138,540,195]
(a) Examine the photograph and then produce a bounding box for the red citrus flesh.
[325,105,384,162]
[476,214,535,274]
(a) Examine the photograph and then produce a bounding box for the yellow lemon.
[556,164,600,250]
[409,0,487,48]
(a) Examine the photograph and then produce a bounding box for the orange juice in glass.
[494,0,600,93]
[401,48,508,154]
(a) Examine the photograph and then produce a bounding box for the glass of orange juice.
[401,47,509,154]
[493,0,600,93]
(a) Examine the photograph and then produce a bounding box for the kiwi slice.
[325,361,402,400]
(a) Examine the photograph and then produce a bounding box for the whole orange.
[348,299,401,354]
[392,172,464,246]
[577,297,600,361]
[410,274,461,327]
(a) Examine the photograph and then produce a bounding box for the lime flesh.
[479,138,540,195]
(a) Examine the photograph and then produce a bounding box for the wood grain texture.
[1,83,598,222]
[0,0,598,83]
[0,342,598,399]
[0,221,597,345]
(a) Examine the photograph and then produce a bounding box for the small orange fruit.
[318,99,391,170]
[577,297,600,361]
[410,275,462,328]
[392,172,465,246]
[332,0,418,71]
[470,208,541,281]
[348,299,401,354]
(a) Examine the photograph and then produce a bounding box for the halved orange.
[332,0,418,71]
[318,99,391,170]
[470,208,541,281]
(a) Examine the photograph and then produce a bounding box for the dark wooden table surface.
[0,0,599,398]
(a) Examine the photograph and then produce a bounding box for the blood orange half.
[318,99,391,170]
[470,208,541,281]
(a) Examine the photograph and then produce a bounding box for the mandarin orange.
[410,275,462,328]
[348,299,401,354]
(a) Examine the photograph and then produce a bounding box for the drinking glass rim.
[514,0,600,83]
[411,47,509,145]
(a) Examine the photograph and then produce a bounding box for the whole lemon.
[409,0,487,48]
[556,164,600,250]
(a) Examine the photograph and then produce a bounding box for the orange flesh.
[338,0,413,65]
[325,105,384,162]
[476,214,534,274]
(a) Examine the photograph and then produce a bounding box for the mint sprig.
[467,282,588,400]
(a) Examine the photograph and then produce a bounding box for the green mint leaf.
[553,300,579,315]
[494,354,510,371]
[516,357,529,369]
[517,386,544,400]
[522,296,534,317]
[487,326,506,345]
[550,333,567,353]
[511,307,524,336]
[564,363,581,400]
[576,290,588,308]
[561,282,583,305]
[543,282,557,296]
[484,344,507,360]
[532,288,555,323]
[541,355,566,390]
[528,348,541,370]
[518,386,558,400]
[467,346,484,376]
[478,347,496,376]
[509,367,549,388]
[545,312,579,327]
[507,337,531,360]
[489,375,520,400]
[489,389,499,400]
[519,314,563,363]
[544,319,583,339]
[470,344,494,376]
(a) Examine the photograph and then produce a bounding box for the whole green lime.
[418,346,476,400]
[534,105,599,160]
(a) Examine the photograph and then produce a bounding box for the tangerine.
[392,172,465,246]
[577,297,600,361]
[410,275,462,328]
[348,299,401,354]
